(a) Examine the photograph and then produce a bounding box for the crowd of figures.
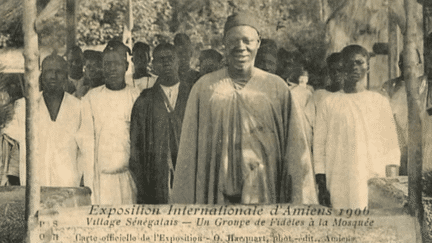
[0,11,410,209]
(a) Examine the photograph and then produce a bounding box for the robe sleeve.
[171,83,200,204]
[313,97,328,175]
[129,99,145,203]
[284,89,318,205]
[76,96,96,203]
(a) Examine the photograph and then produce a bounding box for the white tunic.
[287,83,315,148]
[133,75,158,92]
[3,92,94,188]
[310,89,332,128]
[313,90,400,208]
[82,85,139,205]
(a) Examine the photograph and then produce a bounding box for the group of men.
[0,12,402,209]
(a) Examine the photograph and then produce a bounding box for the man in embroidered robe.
[130,43,191,204]
[82,41,139,205]
[3,53,94,188]
[171,12,318,205]
[314,45,400,209]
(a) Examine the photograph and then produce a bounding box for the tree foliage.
[0,0,329,71]
[77,0,126,46]
[168,0,328,70]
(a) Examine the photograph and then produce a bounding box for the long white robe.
[313,90,400,208]
[82,85,139,205]
[310,89,332,128]
[3,92,94,188]
[287,83,315,148]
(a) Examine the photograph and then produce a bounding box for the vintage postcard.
[0,0,428,242]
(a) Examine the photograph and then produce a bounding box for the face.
[199,58,220,76]
[328,60,344,90]
[132,49,149,71]
[103,51,128,87]
[255,53,277,74]
[153,49,179,79]
[84,59,103,82]
[344,53,368,84]
[176,45,192,68]
[298,72,309,85]
[42,64,68,94]
[224,26,260,71]
[67,51,83,77]
[279,58,299,81]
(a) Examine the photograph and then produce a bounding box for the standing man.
[0,82,19,186]
[325,52,345,93]
[171,12,317,205]
[75,50,104,99]
[65,45,85,95]
[311,52,345,127]
[288,68,314,147]
[132,42,158,91]
[130,43,191,204]
[174,33,200,85]
[314,45,400,209]
[380,52,425,176]
[311,52,343,207]
[82,41,139,205]
[3,53,94,188]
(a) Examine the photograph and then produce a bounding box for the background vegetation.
[0,0,343,74]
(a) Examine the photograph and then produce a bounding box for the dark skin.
[199,58,221,76]
[153,49,181,87]
[84,59,104,88]
[176,44,193,71]
[327,60,344,92]
[41,68,66,121]
[67,50,84,80]
[103,51,128,90]
[132,49,151,79]
[224,26,261,81]
[343,53,368,93]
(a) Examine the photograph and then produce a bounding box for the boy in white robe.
[3,53,94,188]
[82,40,139,205]
[314,45,400,209]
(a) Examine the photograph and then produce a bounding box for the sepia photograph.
[0,0,429,242]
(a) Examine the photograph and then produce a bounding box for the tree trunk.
[404,0,424,241]
[66,0,77,52]
[23,0,40,242]
[389,14,400,80]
